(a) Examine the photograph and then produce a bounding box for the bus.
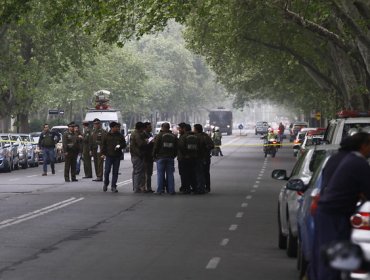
[209,107,233,135]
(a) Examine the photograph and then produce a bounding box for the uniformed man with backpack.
[177,123,198,194]
[153,122,177,194]
[194,124,214,194]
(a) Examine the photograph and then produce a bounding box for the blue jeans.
[104,156,121,187]
[42,147,55,173]
[76,154,81,174]
[156,158,175,193]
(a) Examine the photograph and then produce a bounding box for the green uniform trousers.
[64,152,78,181]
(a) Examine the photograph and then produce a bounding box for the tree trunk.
[18,112,30,133]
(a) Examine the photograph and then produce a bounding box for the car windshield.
[342,123,370,138]
[20,135,30,142]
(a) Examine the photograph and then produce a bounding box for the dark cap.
[68,122,75,127]
[178,122,187,129]
[109,121,119,128]
[93,118,100,123]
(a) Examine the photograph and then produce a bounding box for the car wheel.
[286,225,298,258]
[277,206,287,249]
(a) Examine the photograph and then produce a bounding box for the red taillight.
[310,194,320,215]
[351,212,370,230]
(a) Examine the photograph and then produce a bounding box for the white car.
[272,145,339,258]
[324,110,370,144]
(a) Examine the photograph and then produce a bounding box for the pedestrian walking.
[130,122,146,193]
[194,124,214,194]
[62,122,80,182]
[153,122,177,194]
[101,122,126,193]
[91,118,107,182]
[82,120,93,178]
[313,132,370,280]
[143,122,155,193]
[38,123,60,176]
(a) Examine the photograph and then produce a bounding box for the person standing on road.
[62,122,79,182]
[211,127,223,156]
[142,122,155,193]
[314,132,370,280]
[82,121,93,178]
[91,118,107,182]
[74,124,83,175]
[130,122,146,193]
[153,122,177,195]
[101,122,126,193]
[193,124,214,194]
[38,123,59,176]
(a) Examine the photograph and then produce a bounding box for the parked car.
[9,133,28,169]
[295,146,340,278]
[255,121,269,135]
[293,128,326,158]
[30,132,42,162]
[0,141,12,172]
[324,110,370,144]
[19,133,39,167]
[272,145,333,258]
[289,121,309,142]
[0,133,20,170]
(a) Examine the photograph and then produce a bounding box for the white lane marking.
[0,197,84,230]
[9,178,20,181]
[229,224,238,231]
[241,202,248,208]
[220,238,229,246]
[256,181,260,184]
[246,195,252,199]
[251,189,256,193]
[206,257,221,269]
[257,177,261,180]
[26,175,38,178]
[236,212,244,218]
[116,179,132,186]
[253,185,259,188]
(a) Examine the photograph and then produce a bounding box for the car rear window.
[342,123,370,138]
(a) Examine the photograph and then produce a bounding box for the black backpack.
[185,133,199,158]
[162,133,176,150]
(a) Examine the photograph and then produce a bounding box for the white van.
[84,109,127,135]
[155,121,171,135]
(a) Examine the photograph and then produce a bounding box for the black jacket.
[101,131,126,158]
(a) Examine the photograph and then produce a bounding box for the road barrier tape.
[223,143,295,147]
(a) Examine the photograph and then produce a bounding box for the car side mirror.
[271,169,288,180]
[286,179,307,192]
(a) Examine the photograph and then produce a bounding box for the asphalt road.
[0,131,299,280]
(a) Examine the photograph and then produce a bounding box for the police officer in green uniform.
[63,122,79,182]
[91,118,107,181]
[82,120,93,178]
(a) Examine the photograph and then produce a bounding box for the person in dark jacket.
[130,122,146,193]
[101,122,126,193]
[153,122,177,194]
[38,123,60,176]
[193,124,214,194]
[143,122,155,193]
[314,132,370,280]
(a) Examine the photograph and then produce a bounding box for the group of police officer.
[129,121,215,195]
[42,119,219,194]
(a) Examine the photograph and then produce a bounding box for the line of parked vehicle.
[271,110,370,280]
[0,129,66,173]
